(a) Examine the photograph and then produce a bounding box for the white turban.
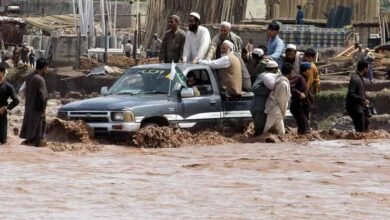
[253,48,264,56]
[266,61,279,69]
[190,12,200,20]
[222,40,234,51]
[286,44,297,51]
[221,21,231,29]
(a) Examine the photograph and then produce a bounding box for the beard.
[189,24,198,32]
[284,58,295,64]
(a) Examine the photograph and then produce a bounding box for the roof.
[24,15,79,32]
[0,16,24,23]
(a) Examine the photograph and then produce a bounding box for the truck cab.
[58,64,253,134]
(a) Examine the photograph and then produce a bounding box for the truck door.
[221,94,254,129]
[177,68,221,129]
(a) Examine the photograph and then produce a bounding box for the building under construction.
[1,0,388,66]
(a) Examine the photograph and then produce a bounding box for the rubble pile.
[108,56,159,69]
[80,56,100,70]
[319,47,389,80]
[46,118,94,144]
[80,56,160,75]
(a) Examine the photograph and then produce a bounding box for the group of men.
[1,43,36,68]
[0,11,372,146]
[249,43,320,136]
[156,12,321,136]
[0,58,48,146]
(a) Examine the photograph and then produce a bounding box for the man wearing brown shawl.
[20,58,49,147]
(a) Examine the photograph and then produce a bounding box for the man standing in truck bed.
[182,12,211,63]
[159,15,186,63]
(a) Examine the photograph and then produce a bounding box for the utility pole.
[133,30,137,60]
[136,0,140,49]
[104,13,108,64]
[129,1,132,27]
[138,12,141,47]
[75,26,81,70]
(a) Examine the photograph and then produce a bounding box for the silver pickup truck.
[57,64,254,134]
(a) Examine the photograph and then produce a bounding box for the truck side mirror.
[101,86,108,95]
[180,87,195,98]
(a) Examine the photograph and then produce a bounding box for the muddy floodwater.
[1,138,390,219]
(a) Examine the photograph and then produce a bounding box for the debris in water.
[49,142,103,152]
[134,126,192,148]
[134,127,232,148]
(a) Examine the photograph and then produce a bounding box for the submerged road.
[0,139,390,219]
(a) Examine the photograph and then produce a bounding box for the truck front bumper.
[87,122,141,134]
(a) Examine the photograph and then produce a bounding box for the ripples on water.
[0,140,389,219]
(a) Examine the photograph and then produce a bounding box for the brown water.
[1,137,390,219]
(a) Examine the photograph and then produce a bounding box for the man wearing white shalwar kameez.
[182,12,211,63]
[263,63,292,135]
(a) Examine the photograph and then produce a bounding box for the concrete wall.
[355,26,380,48]
[51,35,88,67]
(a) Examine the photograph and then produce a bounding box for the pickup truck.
[57,64,254,134]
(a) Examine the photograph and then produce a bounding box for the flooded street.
[1,138,390,219]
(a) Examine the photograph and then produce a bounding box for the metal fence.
[279,25,353,48]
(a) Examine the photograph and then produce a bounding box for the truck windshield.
[108,68,173,95]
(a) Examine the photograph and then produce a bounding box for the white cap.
[220,21,231,29]
[286,44,297,50]
[252,48,264,56]
[222,40,234,51]
[266,60,279,68]
[190,12,200,20]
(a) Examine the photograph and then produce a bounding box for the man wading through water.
[346,60,370,132]
[0,64,20,145]
[251,61,279,136]
[20,58,49,147]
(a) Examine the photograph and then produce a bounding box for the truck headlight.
[111,111,135,122]
[112,112,124,121]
